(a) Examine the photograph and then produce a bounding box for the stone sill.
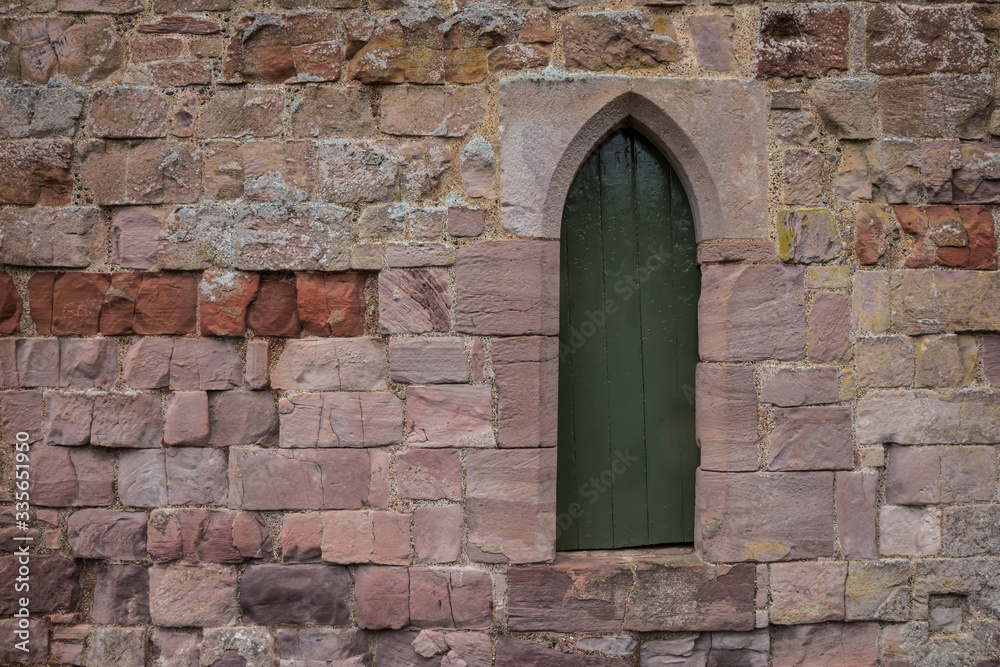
[506,546,754,634]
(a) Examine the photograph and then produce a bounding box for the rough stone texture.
[382,86,486,137]
[389,337,468,384]
[855,203,889,265]
[836,471,878,560]
[271,338,386,391]
[846,560,910,622]
[689,14,736,72]
[277,628,371,666]
[857,336,914,388]
[0,206,105,268]
[241,564,352,625]
[147,508,270,563]
[772,623,879,666]
[492,336,557,448]
[696,363,758,472]
[29,445,114,506]
[770,561,846,624]
[696,470,835,562]
[867,5,989,75]
[760,366,839,407]
[562,11,680,71]
[810,79,877,139]
[886,445,995,505]
[80,140,200,205]
[0,554,79,613]
[768,406,852,471]
[149,563,238,627]
[68,509,146,560]
[496,638,628,666]
[858,388,1000,445]
[91,563,150,624]
[879,75,992,139]
[86,627,145,667]
[228,448,371,510]
[777,209,841,263]
[881,506,942,557]
[397,449,463,501]
[455,240,558,335]
[406,385,494,448]
[699,265,806,362]
[758,6,848,78]
[379,268,451,333]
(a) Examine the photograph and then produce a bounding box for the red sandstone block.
[0,390,41,443]
[101,273,143,335]
[199,271,260,337]
[406,385,494,448]
[147,508,271,564]
[91,393,163,448]
[169,339,241,390]
[149,563,238,627]
[68,509,147,560]
[45,391,94,446]
[492,336,557,448]
[281,513,323,562]
[0,272,21,334]
[91,563,150,625]
[758,6,848,78]
[247,279,302,337]
[414,505,462,563]
[0,554,79,614]
[228,448,371,510]
[240,563,351,625]
[28,445,114,507]
[163,391,210,446]
[396,449,462,501]
[355,565,410,629]
[0,139,72,205]
[295,272,367,336]
[836,471,878,559]
[770,561,847,624]
[0,619,48,664]
[16,338,60,387]
[134,272,198,334]
[208,391,279,446]
[59,338,118,388]
[123,337,173,388]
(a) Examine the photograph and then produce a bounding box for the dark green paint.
[557,127,700,550]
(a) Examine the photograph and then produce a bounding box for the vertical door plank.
[559,150,614,549]
[557,206,579,550]
[600,131,649,548]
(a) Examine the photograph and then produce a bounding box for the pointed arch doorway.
[557,125,700,550]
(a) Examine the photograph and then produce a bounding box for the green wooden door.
[557,126,700,550]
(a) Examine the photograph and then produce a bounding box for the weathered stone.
[496,638,628,666]
[86,627,145,667]
[207,391,279,446]
[45,392,93,446]
[415,505,463,563]
[448,207,486,238]
[882,507,942,560]
[696,470,834,562]
[123,338,172,388]
[198,271,259,337]
[247,280,301,337]
[406,385,494,448]
[915,334,977,388]
[868,139,922,204]
[245,340,269,390]
[461,137,495,199]
[891,270,1000,334]
[697,239,777,265]
[271,338,386,390]
[855,204,889,265]
[163,391,209,447]
[758,6,848,78]
[294,272,366,337]
[276,628,371,666]
[68,509,146,560]
[770,561,846,624]
[149,563,239,627]
[879,75,992,139]
[455,240,558,335]
[382,85,486,137]
[810,79,877,139]
[466,449,556,563]
[1,390,41,443]
[846,559,911,622]
[886,445,995,505]
[856,336,914,388]
[0,273,19,335]
[689,14,736,72]
[867,5,989,75]
[112,207,161,269]
[768,406,852,471]
[836,471,878,560]
[782,151,823,207]
[699,265,806,362]
[198,88,284,138]
[29,445,113,506]
[773,109,819,147]
[150,628,200,667]
[200,627,275,667]
[91,393,163,448]
[0,87,83,139]
[389,337,468,384]
[397,449,463,501]
[281,513,323,563]
[777,208,841,263]
[355,566,411,629]
[118,448,227,507]
[16,337,60,387]
[696,363,757,472]
[858,388,1000,444]
[290,86,375,137]
[772,623,879,667]
[834,141,871,201]
[378,269,450,334]
[562,11,680,71]
[0,554,78,614]
[375,629,491,667]
[492,336,557,448]
[133,272,199,335]
[280,391,402,448]
[89,88,167,138]
[80,140,201,205]
[0,206,104,268]
[1,17,123,83]
[318,139,449,203]
[228,447,371,510]
[90,563,150,625]
[760,366,839,407]
[943,505,1000,557]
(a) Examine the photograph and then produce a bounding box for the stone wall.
[2,0,1000,665]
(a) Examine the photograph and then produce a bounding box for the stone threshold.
[506,546,754,634]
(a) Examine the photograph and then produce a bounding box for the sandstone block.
[29,272,105,335]
[16,338,60,387]
[768,406,852,472]
[150,629,199,667]
[914,333,977,387]
[886,445,995,505]
[318,139,449,203]
[201,626,275,667]
[199,271,259,337]
[281,513,323,563]
[855,203,889,265]
[276,628,370,666]
[123,337,172,388]
[382,85,486,137]
[0,619,47,664]
[295,272,367,337]
[697,239,777,265]
[271,338,386,391]
[1,390,41,443]
[379,268,451,334]
[247,280,302,337]
[867,5,988,75]
[290,87,375,137]
[0,272,19,334]
[856,336,914,387]
[0,554,78,613]
[415,505,463,563]
[149,563,238,627]
[777,209,841,263]
[891,270,1000,334]
[90,563,149,625]
[880,505,941,556]
[492,336,557,448]
[207,391,279,446]
[858,388,1000,445]
[90,393,163,448]
[879,75,992,139]
[228,447,371,510]
[561,11,680,71]
[60,339,118,391]
[852,271,890,333]
[695,363,758,472]
[699,265,806,362]
[461,137,495,199]
[80,140,200,205]
[163,391,209,446]
[241,563,351,625]
[89,88,167,138]
[782,150,823,207]
[411,568,493,629]
[0,206,104,268]
[810,79,877,139]
[943,505,1000,557]
[466,449,556,563]
[375,629,491,666]
[772,623,879,667]
[836,471,878,559]
[29,445,113,506]
[0,139,72,205]
[0,87,83,139]
[449,207,486,238]
[147,508,271,564]
[760,366,839,407]
[118,448,227,507]
[86,627,145,667]
[396,449,463,501]
[696,470,835,562]
[455,240,559,335]
[770,561,846,624]
[689,14,736,72]
[758,6,848,78]
[496,637,628,666]
[279,391,402,448]
[198,88,283,138]
[355,565,410,629]
[406,385,494,448]
[846,559,911,622]
[68,509,146,560]
[133,272,199,334]
[389,337,468,384]
[45,391,94,446]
